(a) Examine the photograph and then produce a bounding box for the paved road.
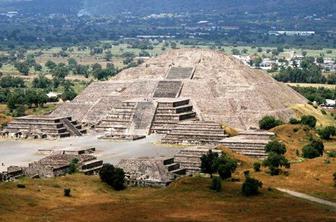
[0,134,181,172]
[277,188,336,209]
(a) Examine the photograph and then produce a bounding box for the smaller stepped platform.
[219,130,274,158]
[4,116,86,139]
[118,157,186,187]
[150,98,197,134]
[98,134,145,141]
[161,121,228,145]
[174,146,221,174]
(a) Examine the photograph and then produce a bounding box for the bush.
[289,118,300,124]
[302,145,321,159]
[326,151,336,158]
[333,172,336,187]
[210,176,222,192]
[215,154,237,180]
[253,162,261,172]
[64,188,71,197]
[300,115,317,128]
[99,164,125,191]
[263,152,290,175]
[265,140,286,155]
[200,150,219,178]
[242,175,263,196]
[259,116,283,130]
[68,158,79,174]
[318,126,336,140]
[310,139,324,155]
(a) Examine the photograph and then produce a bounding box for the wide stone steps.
[153,111,196,121]
[156,104,193,114]
[157,99,190,108]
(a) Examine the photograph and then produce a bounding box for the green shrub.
[289,118,300,124]
[265,140,286,155]
[200,150,220,178]
[300,115,317,128]
[215,154,237,180]
[321,109,327,115]
[253,162,261,172]
[310,139,324,155]
[99,164,125,191]
[302,145,321,159]
[210,176,222,192]
[327,151,336,158]
[259,116,283,130]
[318,126,336,140]
[242,175,263,196]
[68,158,79,174]
[263,152,290,175]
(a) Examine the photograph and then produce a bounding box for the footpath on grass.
[276,188,336,209]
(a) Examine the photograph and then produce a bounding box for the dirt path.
[277,188,336,209]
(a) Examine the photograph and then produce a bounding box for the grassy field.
[0,173,335,222]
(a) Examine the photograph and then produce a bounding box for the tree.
[259,116,282,130]
[14,62,30,75]
[200,150,219,178]
[265,140,286,155]
[302,139,324,158]
[300,115,317,128]
[263,152,290,175]
[62,82,77,101]
[32,75,52,89]
[68,158,79,174]
[0,76,25,88]
[253,162,261,172]
[45,60,57,70]
[51,63,69,80]
[241,172,263,196]
[318,126,336,140]
[215,154,237,180]
[104,51,113,61]
[210,176,222,192]
[99,164,125,191]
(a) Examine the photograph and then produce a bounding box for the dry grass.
[0,174,335,222]
[287,83,336,89]
[291,104,336,127]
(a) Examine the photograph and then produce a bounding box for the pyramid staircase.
[96,101,139,140]
[150,98,197,134]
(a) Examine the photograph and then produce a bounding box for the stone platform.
[3,116,86,139]
[174,146,221,174]
[219,130,274,158]
[161,121,228,145]
[117,157,186,187]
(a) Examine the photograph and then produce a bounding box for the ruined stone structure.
[174,147,222,174]
[4,116,87,139]
[118,157,185,187]
[2,150,103,180]
[219,130,275,158]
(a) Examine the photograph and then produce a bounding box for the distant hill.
[1,0,335,16]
